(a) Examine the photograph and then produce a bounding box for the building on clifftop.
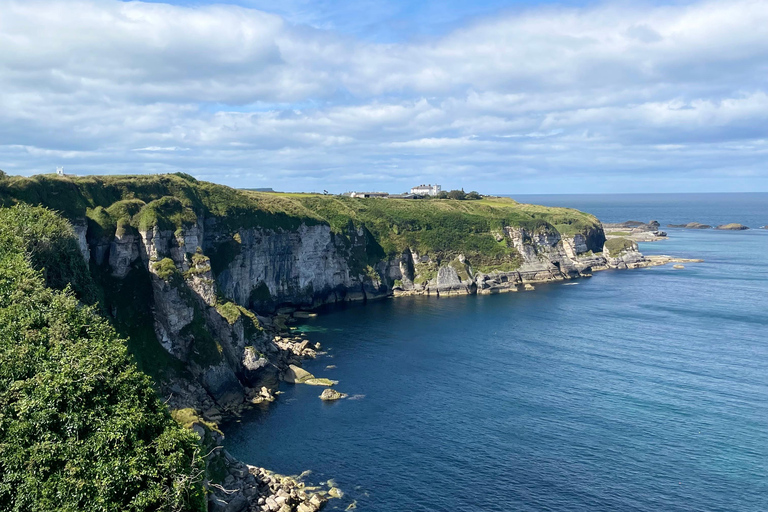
[410,184,441,196]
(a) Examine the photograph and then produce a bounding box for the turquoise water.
[225,195,768,511]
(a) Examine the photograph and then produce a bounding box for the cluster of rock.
[207,446,333,512]
[602,220,668,241]
[667,222,750,230]
[274,335,319,359]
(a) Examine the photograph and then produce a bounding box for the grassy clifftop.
[0,173,602,270]
[276,193,599,251]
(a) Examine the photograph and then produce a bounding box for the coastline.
[201,238,705,512]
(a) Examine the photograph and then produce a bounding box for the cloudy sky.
[1,0,766,193]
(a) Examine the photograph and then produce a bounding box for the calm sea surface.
[225,194,768,511]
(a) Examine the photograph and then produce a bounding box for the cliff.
[0,175,646,400]
[0,173,651,414]
[1,173,663,511]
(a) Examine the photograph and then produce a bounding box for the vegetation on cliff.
[275,193,601,270]
[604,237,636,256]
[0,205,206,512]
[0,174,601,274]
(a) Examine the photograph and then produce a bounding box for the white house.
[410,184,441,196]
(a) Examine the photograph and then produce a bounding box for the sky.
[0,0,767,194]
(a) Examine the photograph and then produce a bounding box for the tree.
[0,205,206,512]
[466,191,482,200]
[447,189,466,200]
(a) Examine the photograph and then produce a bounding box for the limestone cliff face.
[73,213,643,411]
[210,223,373,311]
[395,224,628,296]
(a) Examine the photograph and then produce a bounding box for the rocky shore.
[602,220,668,242]
[203,428,336,512]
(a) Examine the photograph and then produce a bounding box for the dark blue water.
[510,193,768,228]
[225,195,768,511]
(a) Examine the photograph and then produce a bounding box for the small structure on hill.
[410,184,441,196]
[343,191,389,198]
[55,166,75,177]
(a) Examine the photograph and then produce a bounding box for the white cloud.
[0,0,767,192]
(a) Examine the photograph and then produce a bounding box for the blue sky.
[0,0,766,193]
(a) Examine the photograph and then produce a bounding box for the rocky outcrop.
[603,220,667,242]
[319,388,347,401]
[71,219,91,262]
[716,223,749,230]
[667,222,712,229]
[205,441,333,512]
[603,239,647,269]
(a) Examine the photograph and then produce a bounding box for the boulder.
[319,388,348,401]
[283,364,313,384]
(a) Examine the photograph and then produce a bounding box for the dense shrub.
[0,205,206,512]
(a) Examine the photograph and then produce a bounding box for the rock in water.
[715,223,749,230]
[304,378,339,386]
[673,264,685,269]
[319,388,347,401]
[284,364,313,384]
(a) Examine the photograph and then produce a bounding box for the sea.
[224,193,768,512]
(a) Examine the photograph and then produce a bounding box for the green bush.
[0,204,98,304]
[0,206,206,512]
[152,258,180,283]
[604,237,636,256]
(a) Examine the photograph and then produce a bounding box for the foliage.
[170,408,221,436]
[0,204,98,304]
[604,237,636,255]
[0,206,206,512]
[215,301,242,325]
[152,258,181,283]
[91,263,187,382]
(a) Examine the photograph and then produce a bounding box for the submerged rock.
[667,222,712,229]
[305,378,339,387]
[715,223,749,230]
[319,388,348,401]
[673,264,685,269]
